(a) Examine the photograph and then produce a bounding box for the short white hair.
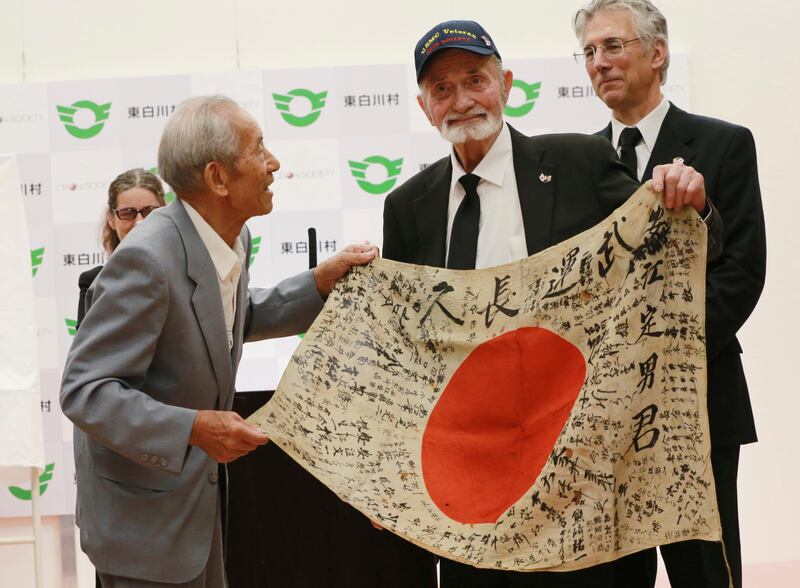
[157,95,242,196]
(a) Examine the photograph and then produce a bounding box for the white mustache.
[445,109,488,125]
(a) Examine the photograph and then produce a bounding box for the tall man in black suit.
[574,2,767,587]
[383,19,721,588]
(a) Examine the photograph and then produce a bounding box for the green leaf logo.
[8,463,55,500]
[272,89,328,127]
[31,247,45,277]
[504,80,541,118]
[348,156,404,195]
[148,167,176,204]
[56,100,112,139]
[65,318,78,336]
[250,236,261,266]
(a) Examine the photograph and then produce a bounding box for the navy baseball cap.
[414,20,501,82]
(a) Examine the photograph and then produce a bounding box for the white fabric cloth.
[183,201,245,350]
[611,96,670,180]
[250,186,717,572]
[446,124,527,269]
[0,154,45,485]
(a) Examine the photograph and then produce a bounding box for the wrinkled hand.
[189,410,269,463]
[313,242,379,297]
[651,159,706,213]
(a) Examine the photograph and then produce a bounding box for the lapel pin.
[539,173,552,183]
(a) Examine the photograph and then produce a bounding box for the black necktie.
[447,174,481,270]
[618,126,642,178]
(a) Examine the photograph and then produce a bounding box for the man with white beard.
[381,19,722,588]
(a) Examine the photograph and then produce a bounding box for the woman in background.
[76,168,166,328]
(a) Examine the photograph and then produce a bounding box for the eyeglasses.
[574,38,641,63]
[113,205,159,221]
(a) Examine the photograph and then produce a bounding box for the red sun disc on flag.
[421,326,586,524]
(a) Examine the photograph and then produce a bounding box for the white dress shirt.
[445,123,527,270]
[611,96,670,181]
[183,201,245,350]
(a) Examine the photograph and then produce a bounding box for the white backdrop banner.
[0,154,45,488]
[0,55,689,517]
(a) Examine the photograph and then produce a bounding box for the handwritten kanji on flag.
[248,184,719,571]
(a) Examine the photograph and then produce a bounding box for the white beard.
[439,107,503,145]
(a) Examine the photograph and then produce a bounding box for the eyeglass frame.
[573,37,642,64]
[112,205,160,221]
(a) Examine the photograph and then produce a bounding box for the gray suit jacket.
[60,198,323,582]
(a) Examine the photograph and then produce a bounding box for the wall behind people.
[0,1,796,586]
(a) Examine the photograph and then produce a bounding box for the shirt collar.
[611,96,670,152]
[449,122,513,188]
[182,200,245,282]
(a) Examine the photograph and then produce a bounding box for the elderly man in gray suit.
[60,95,377,588]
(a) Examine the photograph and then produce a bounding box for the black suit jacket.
[383,127,641,267]
[598,103,766,446]
[76,265,103,330]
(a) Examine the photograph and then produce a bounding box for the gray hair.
[157,95,242,196]
[573,0,670,84]
[491,55,508,102]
